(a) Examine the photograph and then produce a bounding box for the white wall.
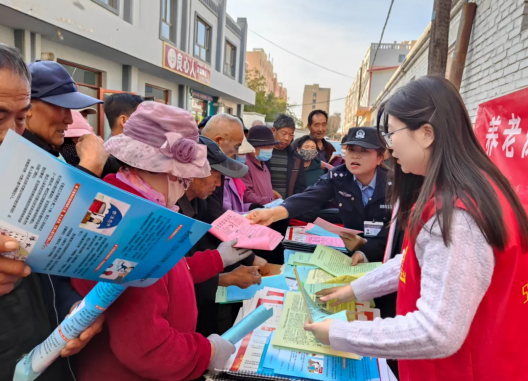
[41,39,123,91]
[137,71,180,105]
[460,0,528,121]
[0,24,13,45]
[369,69,398,105]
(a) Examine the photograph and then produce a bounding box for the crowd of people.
[0,41,525,381]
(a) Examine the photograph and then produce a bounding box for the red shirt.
[397,193,528,381]
[71,175,224,381]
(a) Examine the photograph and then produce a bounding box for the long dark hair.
[378,75,528,251]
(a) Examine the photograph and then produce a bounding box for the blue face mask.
[236,154,246,164]
[256,148,273,162]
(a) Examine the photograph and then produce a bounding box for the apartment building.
[342,41,414,133]
[301,84,331,127]
[246,48,287,100]
[0,0,255,138]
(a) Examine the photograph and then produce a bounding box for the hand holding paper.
[211,210,283,250]
[310,245,382,277]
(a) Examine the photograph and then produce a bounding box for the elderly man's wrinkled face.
[187,169,222,199]
[215,122,244,158]
[0,69,31,145]
[26,100,73,147]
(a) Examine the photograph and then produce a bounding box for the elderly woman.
[72,102,252,381]
[296,135,324,187]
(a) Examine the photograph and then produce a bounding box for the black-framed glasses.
[381,109,436,148]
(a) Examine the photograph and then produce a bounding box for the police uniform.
[280,127,394,263]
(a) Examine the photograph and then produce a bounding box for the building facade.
[0,0,255,138]
[371,0,528,126]
[301,84,331,127]
[342,41,414,134]
[246,48,287,100]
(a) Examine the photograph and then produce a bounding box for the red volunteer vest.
[396,194,528,381]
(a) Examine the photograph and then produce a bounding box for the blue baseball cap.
[28,61,103,109]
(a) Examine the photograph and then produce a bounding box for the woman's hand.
[246,206,289,226]
[304,319,333,345]
[339,233,367,253]
[60,302,105,357]
[316,285,356,307]
[272,190,282,200]
[219,266,261,289]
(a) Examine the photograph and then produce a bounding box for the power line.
[289,96,348,108]
[249,29,355,79]
[358,0,395,103]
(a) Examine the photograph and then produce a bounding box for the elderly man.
[294,109,335,163]
[0,44,103,381]
[267,114,306,199]
[24,60,108,177]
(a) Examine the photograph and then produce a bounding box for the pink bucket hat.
[65,111,93,138]
[105,101,210,179]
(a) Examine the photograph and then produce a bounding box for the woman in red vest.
[305,75,528,381]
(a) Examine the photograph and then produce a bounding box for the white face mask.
[166,176,187,207]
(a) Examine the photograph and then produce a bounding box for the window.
[398,54,406,63]
[312,99,316,103]
[92,0,119,14]
[160,0,176,42]
[194,17,212,63]
[224,40,236,78]
[60,61,101,87]
[123,0,133,23]
[312,105,315,110]
[145,84,169,104]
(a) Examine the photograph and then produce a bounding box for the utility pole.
[428,0,452,76]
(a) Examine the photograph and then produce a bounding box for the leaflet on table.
[226,275,290,301]
[304,223,341,239]
[283,249,296,264]
[306,268,334,284]
[210,210,283,250]
[272,292,359,359]
[0,131,211,286]
[310,245,382,277]
[260,335,380,381]
[287,252,313,265]
[287,227,345,248]
[314,217,363,236]
[229,289,285,373]
[282,264,316,281]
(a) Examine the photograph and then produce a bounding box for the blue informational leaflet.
[259,333,380,381]
[0,131,211,286]
[0,131,212,381]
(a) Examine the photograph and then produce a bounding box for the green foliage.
[245,69,294,123]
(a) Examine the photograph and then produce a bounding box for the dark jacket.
[177,194,255,337]
[304,159,324,187]
[293,136,336,163]
[265,145,306,198]
[281,165,392,262]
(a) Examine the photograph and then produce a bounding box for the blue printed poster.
[0,131,211,287]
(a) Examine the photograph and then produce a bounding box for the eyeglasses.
[381,109,437,148]
[381,127,409,148]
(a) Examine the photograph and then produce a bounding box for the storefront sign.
[191,90,213,102]
[162,42,211,86]
[474,87,528,208]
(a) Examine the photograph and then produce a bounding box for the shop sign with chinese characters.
[474,88,528,208]
[162,42,211,86]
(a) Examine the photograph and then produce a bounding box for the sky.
[226,0,434,123]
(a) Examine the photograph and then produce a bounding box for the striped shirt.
[269,148,289,198]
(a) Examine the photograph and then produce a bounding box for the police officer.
[247,126,393,263]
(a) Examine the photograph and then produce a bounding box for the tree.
[245,69,293,122]
[327,112,342,137]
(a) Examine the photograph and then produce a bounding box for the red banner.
[162,42,211,86]
[474,88,528,208]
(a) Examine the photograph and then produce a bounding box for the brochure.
[210,210,283,250]
[0,131,211,287]
[0,132,211,380]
